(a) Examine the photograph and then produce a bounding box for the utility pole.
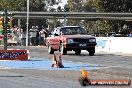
[64,15,67,26]
[26,0,29,46]
[3,9,8,50]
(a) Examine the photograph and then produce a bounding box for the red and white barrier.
[0,50,29,60]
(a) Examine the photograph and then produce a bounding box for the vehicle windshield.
[60,27,87,35]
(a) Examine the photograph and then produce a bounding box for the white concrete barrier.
[96,37,132,54]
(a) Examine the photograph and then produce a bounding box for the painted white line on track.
[0,66,11,69]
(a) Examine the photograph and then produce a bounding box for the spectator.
[39,28,45,45]
[17,26,23,45]
[127,31,132,37]
[36,26,40,45]
[39,27,49,45]
[12,25,21,45]
[29,26,38,46]
[44,28,50,45]
[20,28,26,46]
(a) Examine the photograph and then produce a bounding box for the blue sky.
[60,0,67,6]
[57,0,67,8]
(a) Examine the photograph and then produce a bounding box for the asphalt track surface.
[0,46,132,88]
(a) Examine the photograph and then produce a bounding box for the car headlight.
[67,39,74,43]
[89,39,96,42]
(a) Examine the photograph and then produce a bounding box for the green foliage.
[101,0,132,12]
[83,1,95,12]
[65,0,84,26]
[92,0,132,35]
[29,0,51,11]
[57,6,62,12]
[67,0,83,12]
[0,0,62,29]
[93,0,104,12]
[98,20,112,35]
[0,0,24,11]
[0,0,61,11]
[64,4,70,12]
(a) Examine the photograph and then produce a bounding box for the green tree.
[83,0,95,12]
[0,0,24,11]
[0,0,62,29]
[64,0,84,26]
[57,6,62,12]
[98,20,112,36]
[93,0,132,35]
[64,4,70,12]
[101,0,132,12]
[93,0,104,12]
[93,0,132,12]
[67,0,83,12]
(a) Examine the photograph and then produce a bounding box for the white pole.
[26,0,29,46]
[18,19,21,26]
[64,16,66,26]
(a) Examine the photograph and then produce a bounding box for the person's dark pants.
[31,37,36,46]
[21,38,26,46]
[39,37,44,45]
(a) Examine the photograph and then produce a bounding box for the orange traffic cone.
[58,53,64,68]
[81,67,88,78]
[51,54,58,68]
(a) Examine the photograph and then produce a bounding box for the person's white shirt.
[39,29,45,37]
[29,28,38,37]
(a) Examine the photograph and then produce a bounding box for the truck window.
[60,27,87,35]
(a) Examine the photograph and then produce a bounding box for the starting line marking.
[0,58,115,71]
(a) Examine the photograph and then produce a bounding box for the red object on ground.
[51,54,58,67]
[57,53,64,68]
[0,50,29,60]
[51,53,64,68]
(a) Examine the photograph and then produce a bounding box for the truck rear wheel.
[75,50,81,55]
[88,47,95,56]
[89,51,94,56]
[48,44,54,54]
